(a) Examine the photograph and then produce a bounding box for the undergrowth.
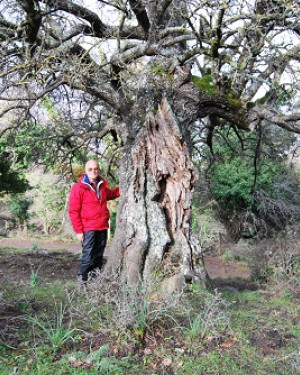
[0,247,299,374]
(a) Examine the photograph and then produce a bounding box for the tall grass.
[26,302,82,352]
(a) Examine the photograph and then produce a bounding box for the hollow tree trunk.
[105,99,205,286]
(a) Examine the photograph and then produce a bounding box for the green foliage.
[118,283,155,341]
[185,291,231,342]
[2,124,52,170]
[28,174,69,234]
[210,157,254,209]
[150,64,169,76]
[30,267,39,287]
[40,96,60,119]
[88,345,118,373]
[149,63,174,85]
[210,157,286,210]
[8,194,32,223]
[191,207,216,250]
[191,74,217,94]
[2,118,89,173]
[257,85,293,108]
[0,149,30,195]
[203,126,300,226]
[26,303,82,353]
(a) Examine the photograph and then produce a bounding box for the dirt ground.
[0,237,80,254]
[0,237,250,285]
[0,237,253,354]
[1,238,297,375]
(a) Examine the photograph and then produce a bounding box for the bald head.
[85,160,100,182]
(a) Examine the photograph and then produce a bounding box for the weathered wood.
[105,99,205,286]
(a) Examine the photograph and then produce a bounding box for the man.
[69,160,120,282]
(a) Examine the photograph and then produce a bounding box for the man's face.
[85,161,100,182]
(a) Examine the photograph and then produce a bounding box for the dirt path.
[204,255,249,279]
[0,237,250,281]
[0,237,81,254]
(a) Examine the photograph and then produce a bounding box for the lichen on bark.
[106,98,205,286]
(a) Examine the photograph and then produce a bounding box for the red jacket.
[69,174,120,233]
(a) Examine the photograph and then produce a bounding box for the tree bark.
[105,98,205,286]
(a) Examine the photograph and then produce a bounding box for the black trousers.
[78,230,107,281]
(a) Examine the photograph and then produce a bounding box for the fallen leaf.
[162,358,172,366]
[220,341,235,348]
[175,348,185,354]
[72,360,84,368]
[144,348,153,355]
[112,347,119,355]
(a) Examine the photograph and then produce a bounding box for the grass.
[25,302,83,353]
[30,267,40,286]
[0,247,299,374]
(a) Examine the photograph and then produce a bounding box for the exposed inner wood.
[106,99,201,285]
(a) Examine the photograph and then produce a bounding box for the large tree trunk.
[105,99,205,286]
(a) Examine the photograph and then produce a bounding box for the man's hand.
[76,233,84,242]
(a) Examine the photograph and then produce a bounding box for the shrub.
[0,152,30,195]
[8,194,32,231]
[202,125,300,237]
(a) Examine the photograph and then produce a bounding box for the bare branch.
[250,108,300,134]
[244,46,300,102]
[41,0,107,36]
[129,0,150,35]
[16,0,41,46]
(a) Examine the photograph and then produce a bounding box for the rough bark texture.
[105,99,204,286]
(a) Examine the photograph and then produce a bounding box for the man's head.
[85,160,100,183]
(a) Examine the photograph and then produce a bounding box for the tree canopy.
[1,0,299,147]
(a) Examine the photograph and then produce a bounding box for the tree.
[27,171,70,235]
[0,0,299,286]
[0,145,30,195]
[200,125,300,238]
[8,194,32,232]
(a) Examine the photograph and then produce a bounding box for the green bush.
[202,126,300,231]
[8,194,32,224]
[210,157,291,210]
[210,157,254,209]
[0,153,30,195]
